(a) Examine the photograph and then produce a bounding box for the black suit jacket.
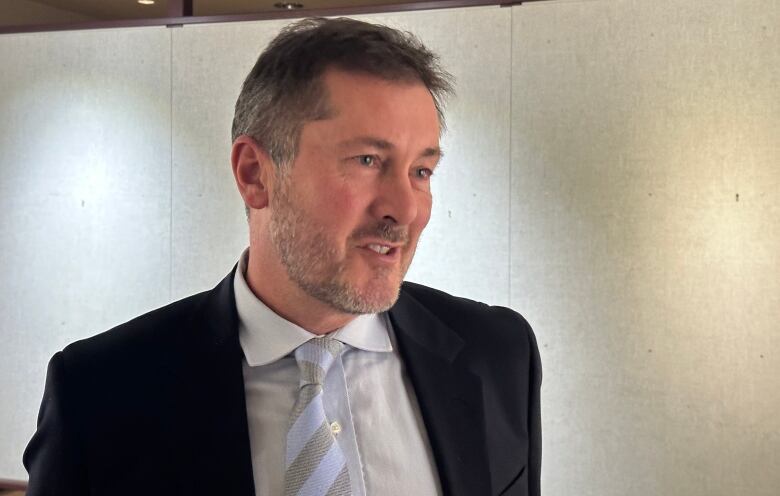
[24,268,542,495]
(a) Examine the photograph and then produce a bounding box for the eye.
[414,167,434,179]
[357,155,375,166]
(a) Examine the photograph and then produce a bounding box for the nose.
[370,170,419,226]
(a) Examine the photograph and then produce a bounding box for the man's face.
[268,69,441,314]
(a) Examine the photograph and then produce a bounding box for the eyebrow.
[337,136,443,161]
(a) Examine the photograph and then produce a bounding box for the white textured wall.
[511,1,779,495]
[1,1,778,494]
[0,26,172,481]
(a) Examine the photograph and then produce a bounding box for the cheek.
[331,189,358,213]
[337,183,361,211]
[316,183,361,228]
[416,194,433,228]
[408,194,433,242]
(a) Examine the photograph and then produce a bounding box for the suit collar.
[176,265,256,495]
[180,271,492,496]
[203,263,242,348]
[389,285,493,496]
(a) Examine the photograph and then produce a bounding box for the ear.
[231,135,275,211]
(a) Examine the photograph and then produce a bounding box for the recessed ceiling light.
[274,2,304,9]
[138,0,155,5]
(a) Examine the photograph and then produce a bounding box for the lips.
[358,241,402,262]
[366,243,392,255]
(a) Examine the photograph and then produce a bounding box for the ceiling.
[2,0,428,27]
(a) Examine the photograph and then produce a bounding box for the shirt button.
[330,421,342,436]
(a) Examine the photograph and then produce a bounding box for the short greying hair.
[231,17,454,170]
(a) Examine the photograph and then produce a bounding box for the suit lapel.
[389,288,492,496]
[167,270,492,495]
[173,267,256,495]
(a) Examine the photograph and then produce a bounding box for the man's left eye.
[414,168,434,179]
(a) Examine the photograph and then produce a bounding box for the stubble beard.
[268,176,412,315]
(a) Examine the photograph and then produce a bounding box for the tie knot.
[294,336,344,387]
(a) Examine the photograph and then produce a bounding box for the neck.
[244,244,356,335]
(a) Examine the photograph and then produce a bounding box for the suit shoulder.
[59,289,210,372]
[400,281,534,346]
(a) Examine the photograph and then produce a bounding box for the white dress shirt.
[234,249,442,496]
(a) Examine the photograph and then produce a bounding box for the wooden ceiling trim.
[0,0,548,35]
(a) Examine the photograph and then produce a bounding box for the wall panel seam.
[508,5,514,306]
[169,28,174,302]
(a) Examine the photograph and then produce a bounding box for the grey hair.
[231,17,454,172]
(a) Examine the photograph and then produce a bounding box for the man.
[24,17,541,496]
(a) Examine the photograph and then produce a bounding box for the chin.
[328,270,403,315]
[360,279,403,311]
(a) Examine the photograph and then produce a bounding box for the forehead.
[315,68,441,140]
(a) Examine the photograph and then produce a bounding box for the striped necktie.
[284,337,352,496]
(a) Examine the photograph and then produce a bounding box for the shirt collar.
[233,248,393,367]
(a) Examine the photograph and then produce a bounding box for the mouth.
[365,243,395,255]
[358,242,402,263]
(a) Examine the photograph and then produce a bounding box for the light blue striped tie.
[284,337,351,496]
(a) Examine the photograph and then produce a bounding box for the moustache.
[351,222,409,245]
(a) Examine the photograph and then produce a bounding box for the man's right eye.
[357,155,375,166]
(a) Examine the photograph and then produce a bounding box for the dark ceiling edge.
[0,0,549,35]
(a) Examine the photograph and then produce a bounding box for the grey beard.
[268,179,407,315]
